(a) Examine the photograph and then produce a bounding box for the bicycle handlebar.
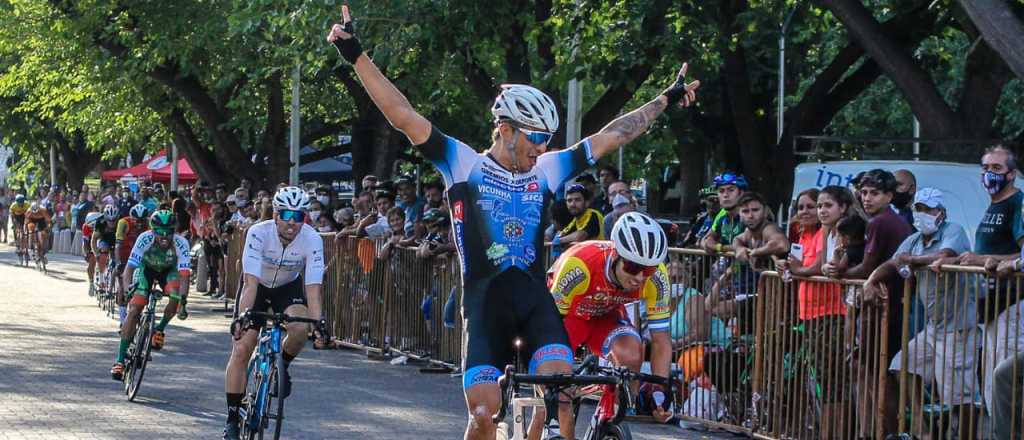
[243,310,321,325]
[492,364,621,424]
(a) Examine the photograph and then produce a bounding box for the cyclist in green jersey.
[110,210,192,380]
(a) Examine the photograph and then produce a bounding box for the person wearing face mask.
[933,145,1024,423]
[863,188,978,439]
[315,185,333,210]
[602,189,635,239]
[308,200,336,233]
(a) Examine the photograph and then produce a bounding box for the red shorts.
[563,309,641,357]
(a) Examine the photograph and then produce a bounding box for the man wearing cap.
[864,188,977,438]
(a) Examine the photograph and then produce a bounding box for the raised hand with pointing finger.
[327,5,363,64]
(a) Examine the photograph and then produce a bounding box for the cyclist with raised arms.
[327,7,699,439]
[110,210,191,380]
[538,212,674,436]
[222,187,327,440]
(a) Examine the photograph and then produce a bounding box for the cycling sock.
[156,314,172,331]
[226,393,244,422]
[282,352,296,368]
[116,338,129,363]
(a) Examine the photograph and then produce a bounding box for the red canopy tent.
[151,158,197,184]
[100,150,197,184]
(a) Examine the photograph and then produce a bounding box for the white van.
[791,160,1021,245]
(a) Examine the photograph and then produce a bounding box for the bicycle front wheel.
[583,422,632,440]
[126,312,153,401]
[267,354,286,439]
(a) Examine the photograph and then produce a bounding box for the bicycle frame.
[242,324,283,431]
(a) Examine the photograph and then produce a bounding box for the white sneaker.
[389,355,409,365]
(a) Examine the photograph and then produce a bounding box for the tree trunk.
[822,0,962,137]
[957,0,1024,80]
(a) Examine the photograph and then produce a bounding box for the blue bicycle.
[234,311,320,440]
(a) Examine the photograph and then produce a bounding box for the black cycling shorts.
[461,268,573,391]
[248,277,308,329]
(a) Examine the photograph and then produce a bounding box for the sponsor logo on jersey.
[554,266,586,295]
[521,193,543,203]
[503,220,524,240]
[477,185,512,200]
[649,268,668,296]
[527,181,540,192]
[453,201,464,222]
[486,243,509,262]
[524,245,536,265]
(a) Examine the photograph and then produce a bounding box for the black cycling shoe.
[222,420,241,440]
[280,366,292,399]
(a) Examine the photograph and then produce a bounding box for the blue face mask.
[982,171,1010,195]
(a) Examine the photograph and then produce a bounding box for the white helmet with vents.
[102,204,118,221]
[273,186,310,211]
[611,212,668,267]
[491,84,559,133]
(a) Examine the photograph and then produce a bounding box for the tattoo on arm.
[601,97,668,146]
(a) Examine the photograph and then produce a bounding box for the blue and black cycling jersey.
[419,127,595,285]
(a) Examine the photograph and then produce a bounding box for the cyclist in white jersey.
[222,187,327,440]
[329,6,699,439]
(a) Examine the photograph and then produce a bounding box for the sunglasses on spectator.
[279,210,305,223]
[519,128,553,146]
[620,259,658,277]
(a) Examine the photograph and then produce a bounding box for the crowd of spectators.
[670,145,1023,438]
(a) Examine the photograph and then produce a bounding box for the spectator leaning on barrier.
[308,200,335,233]
[359,190,396,239]
[377,206,408,261]
[892,169,917,229]
[417,209,455,260]
[553,183,605,253]
[333,207,355,231]
[863,187,978,439]
[732,191,789,269]
[937,144,1024,419]
[394,176,425,236]
[701,172,748,255]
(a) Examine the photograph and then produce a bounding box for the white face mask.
[317,196,330,206]
[309,210,321,222]
[612,193,631,209]
[913,211,941,235]
[235,198,247,208]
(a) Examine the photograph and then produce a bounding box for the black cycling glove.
[661,71,690,106]
[332,21,363,64]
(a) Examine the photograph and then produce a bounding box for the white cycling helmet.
[491,84,559,133]
[84,212,102,226]
[273,186,310,211]
[29,202,40,212]
[129,204,148,220]
[102,204,118,221]
[611,212,668,267]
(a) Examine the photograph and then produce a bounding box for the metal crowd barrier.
[218,230,1024,439]
[894,265,1024,440]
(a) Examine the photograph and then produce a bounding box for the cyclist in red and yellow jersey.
[546,212,674,424]
[115,204,150,306]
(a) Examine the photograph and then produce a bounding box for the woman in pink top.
[777,187,852,439]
